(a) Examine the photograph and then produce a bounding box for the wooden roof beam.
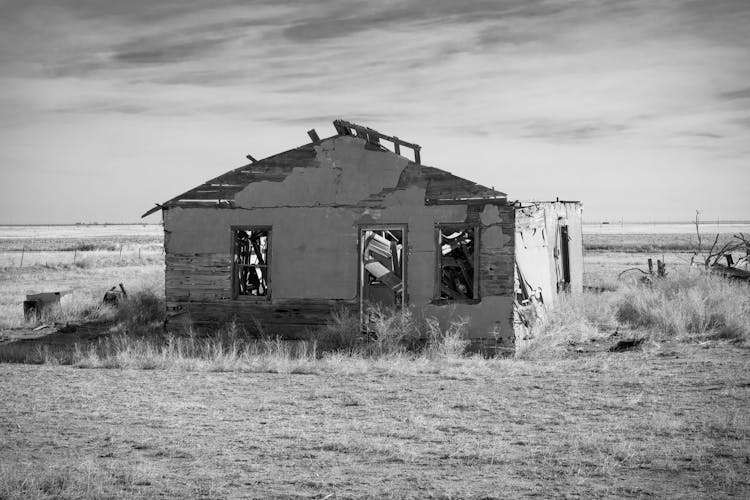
[333,119,422,164]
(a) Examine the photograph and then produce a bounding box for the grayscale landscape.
[1,0,749,498]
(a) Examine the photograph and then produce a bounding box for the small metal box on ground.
[23,291,70,321]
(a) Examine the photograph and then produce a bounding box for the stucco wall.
[163,136,516,345]
[514,202,583,308]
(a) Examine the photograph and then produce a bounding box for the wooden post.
[647,258,653,275]
[726,254,734,266]
[138,247,141,261]
[73,249,77,264]
[119,245,123,261]
[19,247,24,268]
[657,260,666,277]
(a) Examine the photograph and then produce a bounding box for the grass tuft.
[365,305,422,355]
[424,316,470,359]
[615,271,750,342]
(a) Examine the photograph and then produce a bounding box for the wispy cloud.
[720,87,750,101]
[0,0,748,222]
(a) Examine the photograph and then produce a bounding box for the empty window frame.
[232,227,270,298]
[436,225,479,301]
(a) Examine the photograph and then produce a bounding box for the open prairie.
[1,223,749,499]
[0,225,163,329]
[582,222,750,287]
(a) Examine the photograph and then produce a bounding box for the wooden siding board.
[166,253,232,302]
[167,299,358,336]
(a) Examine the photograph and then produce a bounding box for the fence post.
[19,246,24,268]
[657,260,666,277]
[73,249,77,264]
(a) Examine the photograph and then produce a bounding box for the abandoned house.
[143,120,583,353]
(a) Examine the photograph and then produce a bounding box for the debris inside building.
[144,120,583,354]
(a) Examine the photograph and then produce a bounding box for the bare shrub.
[114,289,165,334]
[315,307,472,358]
[72,257,95,269]
[365,304,421,355]
[424,316,470,359]
[313,306,365,352]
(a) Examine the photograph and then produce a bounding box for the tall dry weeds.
[424,316,470,359]
[616,271,750,341]
[514,291,617,359]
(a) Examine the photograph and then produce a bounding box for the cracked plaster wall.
[164,136,515,341]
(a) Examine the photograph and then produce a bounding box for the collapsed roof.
[143,120,506,217]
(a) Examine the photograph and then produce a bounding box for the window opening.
[362,229,404,300]
[233,228,269,297]
[438,226,478,300]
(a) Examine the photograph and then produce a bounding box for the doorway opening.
[557,224,571,292]
[359,225,406,328]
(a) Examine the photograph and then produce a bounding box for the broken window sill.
[430,298,481,306]
[232,295,271,302]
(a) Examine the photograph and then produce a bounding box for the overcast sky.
[1,0,748,223]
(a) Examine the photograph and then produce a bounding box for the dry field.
[0,223,749,499]
[0,225,163,329]
[2,344,749,499]
[582,222,750,288]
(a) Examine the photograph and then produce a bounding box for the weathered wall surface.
[513,201,584,343]
[548,202,584,294]
[163,136,515,344]
[514,201,583,309]
[514,206,555,306]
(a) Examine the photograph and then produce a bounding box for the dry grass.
[2,224,750,497]
[583,232,739,253]
[0,306,473,372]
[519,270,749,359]
[616,271,750,342]
[1,345,748,498]
[0,255,162,329]
[515,291,617,359]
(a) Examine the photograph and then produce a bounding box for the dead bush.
[424,316,470,359]
[314,306,366,352]
[114,289,165,335]
[364,304,422,355]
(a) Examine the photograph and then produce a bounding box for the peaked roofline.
[142,122,506,218]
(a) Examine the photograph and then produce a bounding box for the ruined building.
[143,120,583,353]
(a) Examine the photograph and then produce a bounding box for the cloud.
[1,0,749,222]
[280,0,576,43]
[720,87,750,101]
[521,120,630,141]
[112,37,232,65]
[680,130,723,139]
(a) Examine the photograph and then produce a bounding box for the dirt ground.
[1,343,749,499]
